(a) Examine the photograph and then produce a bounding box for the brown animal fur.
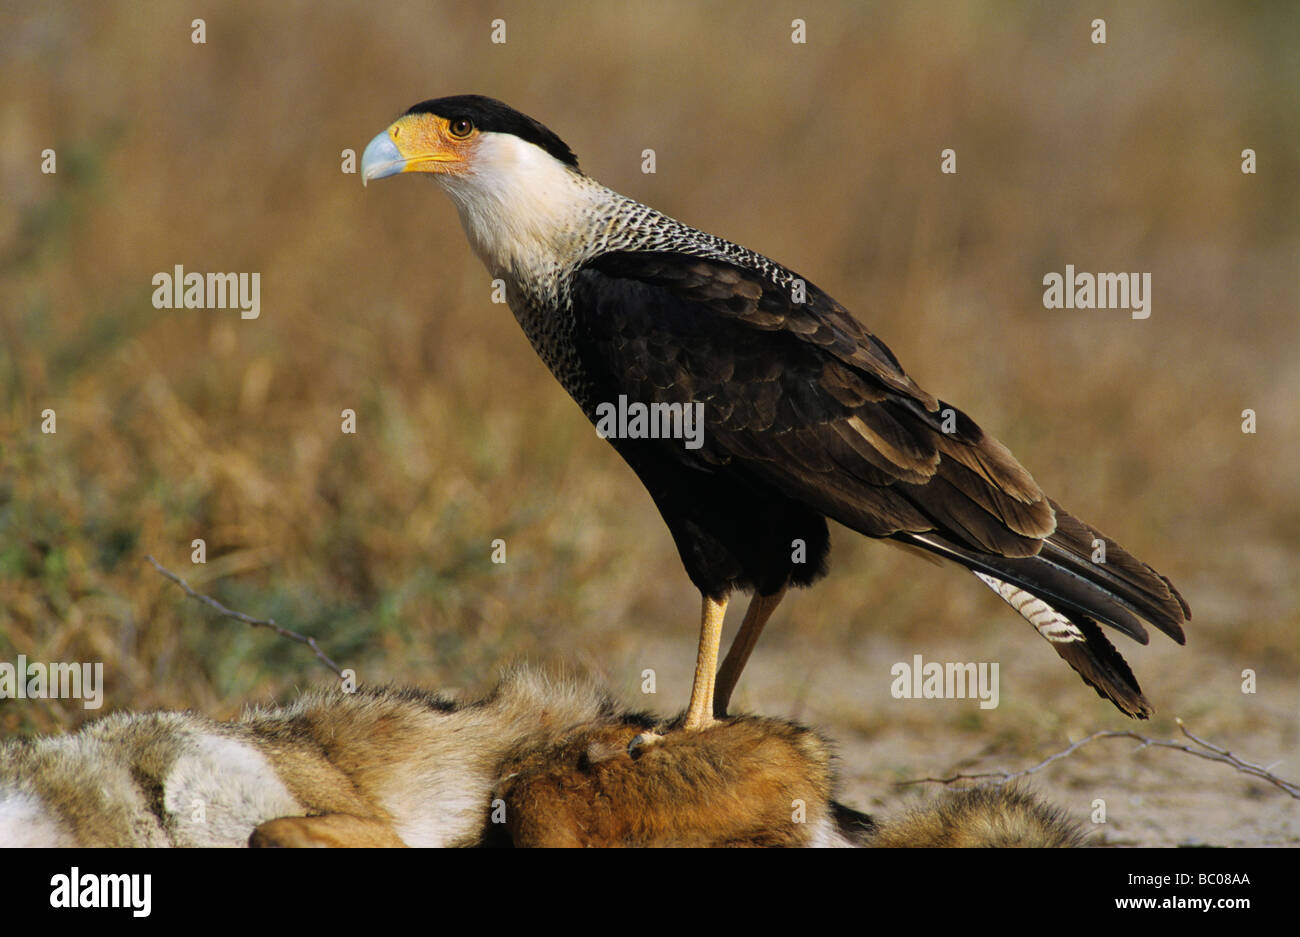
[250,814,408,848]
[867,786,1088,848]
[494,718,839,847]
[1,666,1085,848]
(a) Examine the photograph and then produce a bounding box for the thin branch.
[900,720,1299,798]
[146,555,344,678]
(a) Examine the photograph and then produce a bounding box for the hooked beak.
[361,113,466,186]
[361,131,406,186]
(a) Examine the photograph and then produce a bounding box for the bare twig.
[146,555,344,678]
[901,720,1300,798]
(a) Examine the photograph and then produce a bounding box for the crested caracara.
[361,95,1189,731]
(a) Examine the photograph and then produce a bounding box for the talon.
[628,731,663,757]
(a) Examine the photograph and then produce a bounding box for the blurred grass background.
[1,0,1296,821]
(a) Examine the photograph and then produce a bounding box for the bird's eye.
[448,118,474,138]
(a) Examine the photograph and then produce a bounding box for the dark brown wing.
[571,250,1189,715]
[572,251,1054,554]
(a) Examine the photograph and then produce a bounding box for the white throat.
[435,132,607,279]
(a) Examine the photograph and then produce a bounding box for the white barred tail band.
[974,572,1085,644]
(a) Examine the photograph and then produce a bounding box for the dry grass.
[1,0,1297,842]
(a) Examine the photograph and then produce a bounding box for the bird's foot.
[629,711,723,757]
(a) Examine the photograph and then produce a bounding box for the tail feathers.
[902,504,1191,718]
[979,548,1153,645]
[974,573,1152,717]
[1041,501,1189,644]
[1052,615,1152,718]
[909,530,1153,645]
[906,503,1190,650]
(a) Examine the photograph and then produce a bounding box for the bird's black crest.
[404,95,579,169]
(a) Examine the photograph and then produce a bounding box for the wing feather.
[572,251,1049,557]
[569,250,1189,703]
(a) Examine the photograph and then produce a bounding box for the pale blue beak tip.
[361,132,404,186]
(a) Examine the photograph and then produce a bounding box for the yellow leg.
[713,588,787,717]
[683,594,729,730]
